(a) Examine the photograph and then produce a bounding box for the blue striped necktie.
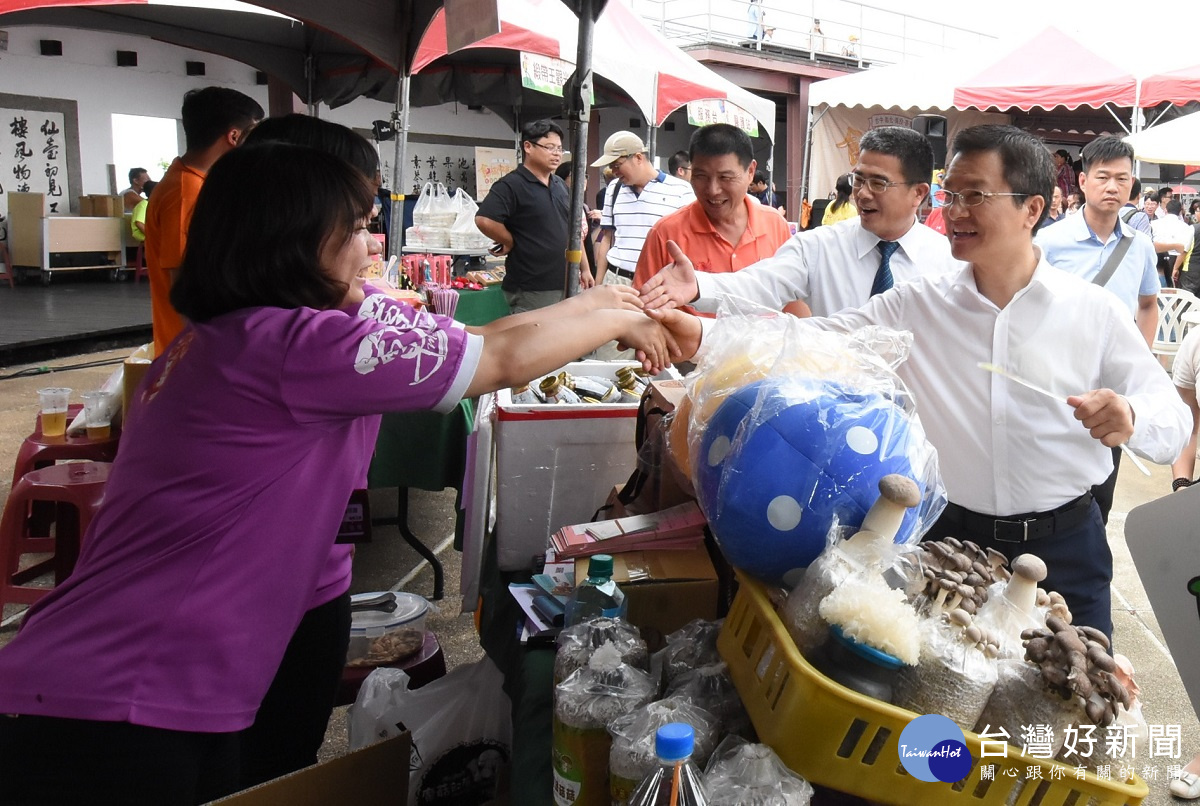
[871,240,899,297]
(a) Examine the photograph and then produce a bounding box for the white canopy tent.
[1123,112,1200,166]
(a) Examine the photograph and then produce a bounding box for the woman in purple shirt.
[0,143,679,804]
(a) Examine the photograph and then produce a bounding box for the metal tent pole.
[563,0,599,300]
[389,74,412,261]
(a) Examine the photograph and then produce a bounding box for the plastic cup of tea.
[81,391,112,440]
[37,387,72,437]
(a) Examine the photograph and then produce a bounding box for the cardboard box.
[577,545,718,651]
[122,343,154,417]
[493,361,677,571]
[78,195,93,216]
[647,377,686,413]
[86,194,123,217]
[212,732,411,804]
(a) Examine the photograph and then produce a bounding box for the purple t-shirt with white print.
[0,294,481,733]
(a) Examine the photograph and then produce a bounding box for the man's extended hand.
[638,306,703,366]
[1067,389,1135,447]
[639,240,699,311]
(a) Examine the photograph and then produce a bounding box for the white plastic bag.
[349,658,512,806]
[412,181,436,225]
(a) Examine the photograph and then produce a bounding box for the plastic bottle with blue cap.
[563,553,627,628]
[627,722,708,806]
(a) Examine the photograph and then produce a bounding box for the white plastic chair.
[1154,287,1200,370]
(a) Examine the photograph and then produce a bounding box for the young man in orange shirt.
[146,87,263,356]
[632,123,790,300]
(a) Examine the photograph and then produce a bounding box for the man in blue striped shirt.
[591,131,695,289]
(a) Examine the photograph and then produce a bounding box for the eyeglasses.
[849,173,914,194]
[610,156,630,171]
[531,142,564,154]
[934,189,1028,208]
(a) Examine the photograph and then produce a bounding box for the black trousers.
[0,715,240,805]
[238,591,352,788]
[925,500,1113,643]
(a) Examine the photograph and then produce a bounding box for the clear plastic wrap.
[555,617,648,684]
[704,735,815,806]
[655,619,723,684]
[683,304,944,585]
[893,616,997,730]
[974,659,1084,760]
[664,663,754,739]
[608,698,721,804]
[783,516,926,657]
[553,643,659,805]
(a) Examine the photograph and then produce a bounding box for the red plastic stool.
[0,461,110,611]
[335,630,447,706]
[13,405,120,486]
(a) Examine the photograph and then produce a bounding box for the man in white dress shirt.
[639,126,962,317]
[648,124,1188,641]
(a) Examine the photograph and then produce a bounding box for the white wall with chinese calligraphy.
[0,95,79,251]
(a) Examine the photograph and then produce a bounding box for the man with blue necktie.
[639,126,962,317]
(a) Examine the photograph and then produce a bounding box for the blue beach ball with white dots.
[696,376,924,584]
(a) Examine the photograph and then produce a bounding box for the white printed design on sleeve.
[353,327,449,384]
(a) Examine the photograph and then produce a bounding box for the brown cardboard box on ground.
[211,732,411,805]
[576,545,718,651]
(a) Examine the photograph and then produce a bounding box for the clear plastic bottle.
[563,554,627,628]
[627,723,708,806]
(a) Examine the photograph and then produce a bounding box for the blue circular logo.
[897,714,973,783]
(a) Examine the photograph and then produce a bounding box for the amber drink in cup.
[38,387,71,437]
[82,391,112,439]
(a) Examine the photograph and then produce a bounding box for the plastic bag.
[664,663,754,739]
[555,616,647,683]
[348,658,511,806]
[684,301,944,585]
[653,619,723,685]
[554,643,658,806]
[412,181,436,225]
[704,735,814,806]
[450,188,491,251]
[608,697,721,803]
[893,616,997,730]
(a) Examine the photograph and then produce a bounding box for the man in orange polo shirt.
[146,87,263,356]
[633,123,790,303]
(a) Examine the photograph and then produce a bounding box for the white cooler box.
[493,361,678,571]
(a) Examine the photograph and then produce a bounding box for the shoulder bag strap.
[1093,232,1134,287]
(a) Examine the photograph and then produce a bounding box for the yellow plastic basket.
[716,575,1148,806]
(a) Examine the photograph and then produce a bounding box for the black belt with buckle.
[610,265,635,279]
[939,492,1094,544]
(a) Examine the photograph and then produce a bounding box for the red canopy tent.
[411,0,775,142]
[952,27,1138,111]
[1141,64,1200,107]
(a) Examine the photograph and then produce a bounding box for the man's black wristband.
[1173,477,1193,492]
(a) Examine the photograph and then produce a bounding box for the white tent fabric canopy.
[1123,112,1200,165]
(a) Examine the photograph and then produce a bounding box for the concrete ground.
[0,347,1196,804]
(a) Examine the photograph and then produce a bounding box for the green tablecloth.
[454,284,509,327]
